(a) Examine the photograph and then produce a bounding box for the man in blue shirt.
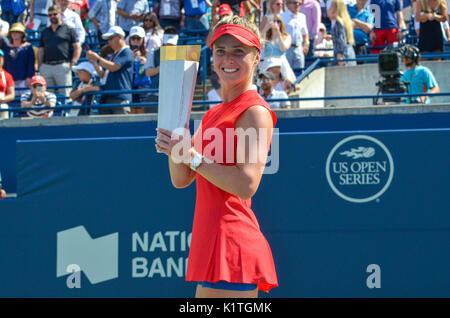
[369,0,407,53]
[399,45,440,104]
[183,0,211,31]
[86,26,135,114]
[348,0,375,58]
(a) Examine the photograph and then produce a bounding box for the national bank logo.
[57,226,119,284]
[325,135,394,203]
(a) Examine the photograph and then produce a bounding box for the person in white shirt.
[0,9,10,36]
[258,71,291,109]
[280,0,309,70]
[56,0,86,44]
[207,70,221,108]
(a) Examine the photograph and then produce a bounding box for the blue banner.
[0,126,449,297]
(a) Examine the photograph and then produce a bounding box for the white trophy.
[157,45,201,132]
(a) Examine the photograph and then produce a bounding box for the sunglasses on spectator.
[107,35,120,41]
[144,19,153,22]
[288,1,302,5]
[274,19,282,24]
[130,36,142,41]
[273,2,283,5]
[48,13,59,17]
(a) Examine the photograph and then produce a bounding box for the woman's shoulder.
[237,104,277,129]
[235,91,276,126]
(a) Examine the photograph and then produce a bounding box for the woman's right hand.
[155,127,192,165]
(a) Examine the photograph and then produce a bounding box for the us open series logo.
[326,135,394,203]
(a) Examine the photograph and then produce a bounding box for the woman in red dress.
[155,15,278,298]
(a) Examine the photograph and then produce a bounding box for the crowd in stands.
[0,0,448,118]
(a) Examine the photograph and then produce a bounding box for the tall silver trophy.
[157,45,201,131]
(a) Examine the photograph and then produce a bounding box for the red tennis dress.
[186,89,278,293]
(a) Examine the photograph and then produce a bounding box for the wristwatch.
[189,152,204,171]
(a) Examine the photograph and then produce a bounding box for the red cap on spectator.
[218,4,233,16]
[31,75,47,86]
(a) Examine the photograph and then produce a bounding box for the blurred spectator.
[206,3,233,46]
[319,0,331,24]
[211,0,244,16]
[0,9,10,36]
[70,0,89,22]
[4,23,35,89]
[258,71,291,109]
[214,2,233,25]
[399,44,440,104]
[262,56,294,92]
[300,0,321,57]
[0,49,15,120]
[326,0,355,25]
[403,0,414,26]
[368,0,406,54]
[27,0,54,30]
[127,26,147,62]
[38,5,81,99]
[143,12,164,57]
[280,0,309,70]
[211,0,259,18]
[415,0,448,53]
[86,26,134,114]
[262,14,292,58]
[260,0,285,33]
[242,0,261,22]
[314,22,334,57]
[156,0,183,31]
[92,43,114,85]
[444,20,450,41]
[183,0,211,32]
[331,0,356,66]
[68,61,100,116]
[260,14,296,85]
[347,0,374,58]
[117,0,149,35]
[207,70,221,107]
[20,75,56,118]
[57,0,86,44]
[128,26,153,110]
[144,26,179,112]
[1,0,26,26]
[88,0,118,40]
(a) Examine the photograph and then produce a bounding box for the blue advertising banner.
[0,126,449,297]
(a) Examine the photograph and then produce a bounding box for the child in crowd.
[20,75,56,118]
[68,61,100,116]
[315,23,334,57]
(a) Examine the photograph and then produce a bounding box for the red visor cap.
[209,24,261,54]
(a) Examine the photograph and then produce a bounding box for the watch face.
[192,156,201,167]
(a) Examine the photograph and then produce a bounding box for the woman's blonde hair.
[265,14,287,41]
[333,0,355,46]
[213,15,261,54]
